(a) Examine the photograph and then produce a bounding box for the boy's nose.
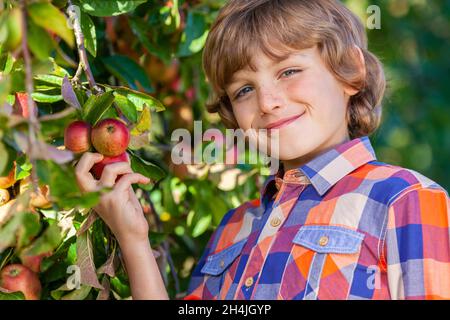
[258,90,283,115]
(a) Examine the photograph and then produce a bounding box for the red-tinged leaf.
[14,131,74,164]
[14,92,30,118]
[97,247,117,278]
[76,231,104,290]
[96,277,111,300]
[76,210,98,236]
[62,76,81,109]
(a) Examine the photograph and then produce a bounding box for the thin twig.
[20,0,40,195]
[67,0,101,93]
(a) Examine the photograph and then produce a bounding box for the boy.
[75,0,450,300]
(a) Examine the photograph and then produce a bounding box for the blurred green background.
[346,0,450,191]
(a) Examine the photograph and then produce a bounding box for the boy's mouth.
[265,112,305,130]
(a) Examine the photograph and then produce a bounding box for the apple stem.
[67,0,102,94]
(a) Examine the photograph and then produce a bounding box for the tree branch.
[67,0,101,94]
[20,0,40,194]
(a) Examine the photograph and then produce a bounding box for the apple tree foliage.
[0,0,264,300]
[1,0,449,300]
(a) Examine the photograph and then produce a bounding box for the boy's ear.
[344,45,366,97]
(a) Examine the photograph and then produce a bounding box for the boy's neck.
[281,134,351,172]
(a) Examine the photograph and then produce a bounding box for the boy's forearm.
[118,238,169,300]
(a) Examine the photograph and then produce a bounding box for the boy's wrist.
[116,233,150,251]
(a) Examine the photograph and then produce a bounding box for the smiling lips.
[265,112,305,130]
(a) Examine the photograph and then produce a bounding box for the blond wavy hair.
[202,0,386,139]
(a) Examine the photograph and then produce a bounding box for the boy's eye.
[282,69,301,77]
[234,69,302,100]
[235,86,253,99]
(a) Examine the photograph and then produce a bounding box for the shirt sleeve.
[383,186,450,299]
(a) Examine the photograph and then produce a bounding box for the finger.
[75,152,104,175]
[99,162,133,188]
[74,152,104,192]
[114,173,151,193]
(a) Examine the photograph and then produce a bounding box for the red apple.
[0,264,41,300]
[90,152,130,180]
[64,120,92,153]
[21,252,52,273]
[91,118,130,157]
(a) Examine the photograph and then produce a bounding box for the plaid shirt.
[186,136,450,300]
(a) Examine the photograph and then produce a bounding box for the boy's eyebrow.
[228,52,307,85]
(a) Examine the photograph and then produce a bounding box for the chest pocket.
[201,239,247,276]
[288,225,365,300]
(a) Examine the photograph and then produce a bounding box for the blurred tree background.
[0,0,449,300]
[346,0,450,190]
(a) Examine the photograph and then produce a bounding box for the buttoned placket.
[233,169,310,299]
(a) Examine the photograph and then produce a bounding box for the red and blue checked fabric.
[186,136,450,300]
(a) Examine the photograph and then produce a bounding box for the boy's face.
[225,46,358,171]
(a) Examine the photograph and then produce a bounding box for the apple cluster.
[0,173,52,299]
[64,118,131,180]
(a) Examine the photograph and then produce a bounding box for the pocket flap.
[293,225,364,254]
[201,239,247,276]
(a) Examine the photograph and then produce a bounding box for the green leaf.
[61,285,92,300]
[114,87,165,112]
[79,0,147,17]
[27,18,55,61]
[0,52,14,74]
[128,17,171,61]
[110,275,131,299]
[21,222,65,257]
[0,211,40,252]
[192,214,212,238]
[34,74,64,87]
[129,153,166,187]
[35,159,100,209]
[0,140,16,177]
[177,12,209,57]
[114,94,137,123]
[16,213,41,249]
[101,55,154,93]
[31,92,63,103]
[0,291,25,300]
[28,2,75,47]
[0,74,10,107]
[82,91,115,125]
[80,11,96,57]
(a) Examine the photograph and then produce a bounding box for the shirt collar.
[260,136,377,200]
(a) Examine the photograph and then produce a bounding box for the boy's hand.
[74,152,151,244]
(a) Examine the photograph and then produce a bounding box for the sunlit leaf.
[28,2,75,47]
[80,10,97,57]
[79,0,147,17]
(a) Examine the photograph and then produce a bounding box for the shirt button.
[319,236,329,247]
[220,260,225,268]
[245,277,254,287]
[270,217,282,227]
